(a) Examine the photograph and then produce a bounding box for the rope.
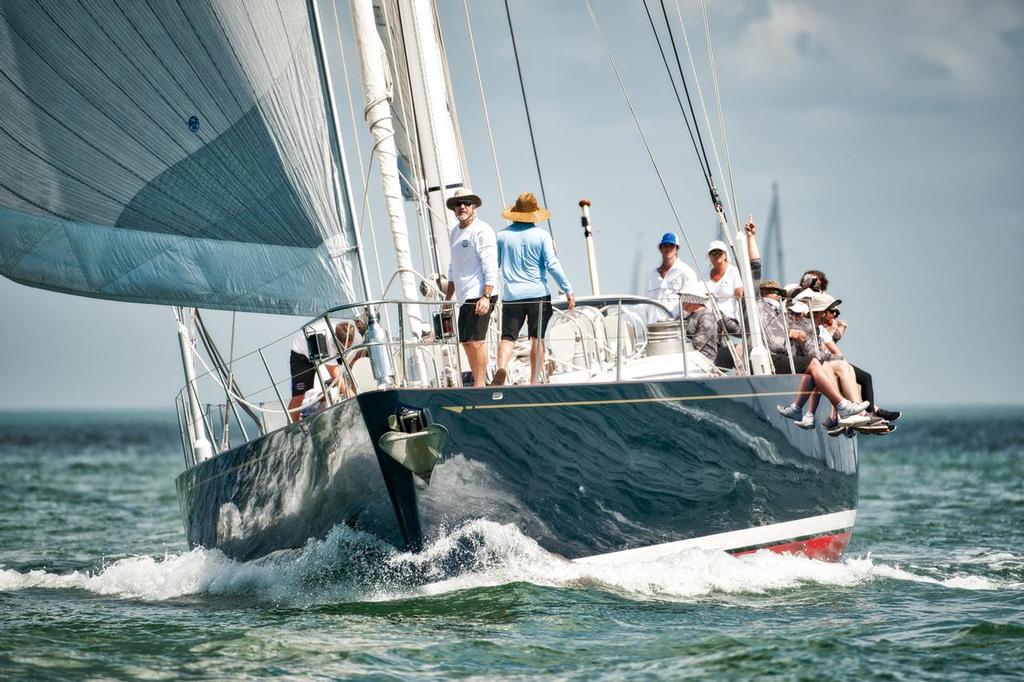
[463,0,505,204]
[503,0,553,236]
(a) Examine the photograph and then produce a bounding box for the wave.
[0,521,1016,604]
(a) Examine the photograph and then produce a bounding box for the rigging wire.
[503,0,553,236]
[463,0,506,205]
[672,0,737,228]
[580,0,739,364]
[640,0,713,196]
[699,0,742,231]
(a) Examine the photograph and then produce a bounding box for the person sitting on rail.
[679,281,719,361]
[757,284,868,428]
[645,231,698,321]
[790,272,901,424]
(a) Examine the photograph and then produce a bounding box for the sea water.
[1,408,1021,679]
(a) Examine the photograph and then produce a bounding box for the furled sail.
[0,0,362,315]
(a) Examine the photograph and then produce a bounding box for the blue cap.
[659,232,679,247]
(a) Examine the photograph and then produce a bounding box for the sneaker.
[838,413,873,427]
[855,421,896,436]
[836,399,871,418]
[822,416,839,430]
[777,403,802,421]
[873,407,901,422]
[489,368,507,387]
[795,412,815,430]
[827,424,848,438]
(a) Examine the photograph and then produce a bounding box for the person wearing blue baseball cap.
[644,231,697,320]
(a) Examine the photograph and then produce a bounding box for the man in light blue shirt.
[493,192,576,385]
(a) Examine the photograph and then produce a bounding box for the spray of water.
[0,521,1016,604]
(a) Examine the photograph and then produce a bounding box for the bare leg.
[463,340,488,387]
[529,338,546,384]
[497,339,514,370]
[828,360,862,403]
[793,372,815,408]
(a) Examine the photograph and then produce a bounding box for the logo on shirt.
[461,239,470,247]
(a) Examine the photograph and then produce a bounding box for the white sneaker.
[777,403,802,420]
[836,400,870,418]
[838,413,873,427]
[795,411,815,430]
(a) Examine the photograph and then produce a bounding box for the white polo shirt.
[646,259,698,318]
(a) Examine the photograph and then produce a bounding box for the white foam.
[0,521,1014,603]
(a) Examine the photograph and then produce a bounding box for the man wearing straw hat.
[443,188,498,387]
[492,192,575,386]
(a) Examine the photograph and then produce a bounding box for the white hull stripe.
[573,510,857,565]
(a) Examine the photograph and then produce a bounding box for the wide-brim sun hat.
[707,239,728,255]
[758,279,786,296]
[502,191,551,222]
[809,292,842,312]
[445,188,482,210]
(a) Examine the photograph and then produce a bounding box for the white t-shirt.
[447,218,499,303]
[291,318,361,364]
[707,264,743,320]
[645,259,697,319]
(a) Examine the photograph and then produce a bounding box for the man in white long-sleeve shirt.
[444,188,499,386]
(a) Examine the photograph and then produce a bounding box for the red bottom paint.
[731,531,851,562]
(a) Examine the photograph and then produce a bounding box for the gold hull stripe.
[442,390,803,413]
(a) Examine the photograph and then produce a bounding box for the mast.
[351,0,422,330]
[392,0,466,276]
[310,0,374,302]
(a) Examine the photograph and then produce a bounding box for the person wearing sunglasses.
[444,188,499,387]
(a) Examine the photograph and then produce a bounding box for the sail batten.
[0,0,361,315]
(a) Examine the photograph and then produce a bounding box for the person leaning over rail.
[645,231,697,321]
[287,319,356,422]
[492,192,575,386]
[443,188,499,388]
[678,281,719,361]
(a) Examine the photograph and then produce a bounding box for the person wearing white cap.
[706,239,743,330]
[645,232,697,321]
[443,188,499,387]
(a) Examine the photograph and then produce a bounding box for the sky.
[2,0,1022,410]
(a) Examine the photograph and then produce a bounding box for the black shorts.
[458,296,496,342]
[501,296,553,341]
[771,353,813,375]
[290,351,316,396]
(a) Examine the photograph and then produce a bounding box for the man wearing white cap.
[443,188,498,387]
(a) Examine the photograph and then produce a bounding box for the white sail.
[0,0,362,315]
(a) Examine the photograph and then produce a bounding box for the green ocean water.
[0,408,1021,680]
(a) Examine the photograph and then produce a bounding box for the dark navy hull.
[177,375,858,562]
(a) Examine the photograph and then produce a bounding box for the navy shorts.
[290,351,316,396]
[500,296,553,341]
[458,296,496,342]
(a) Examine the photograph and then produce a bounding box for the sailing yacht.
[0,1,857,564]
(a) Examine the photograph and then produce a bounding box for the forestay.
[0,0,361,315]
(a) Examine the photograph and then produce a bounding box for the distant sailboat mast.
[762,181,785,284]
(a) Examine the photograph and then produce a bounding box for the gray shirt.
[684,308,719,361]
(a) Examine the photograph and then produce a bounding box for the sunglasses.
[451,200,474,208]
[828,308,840,316]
